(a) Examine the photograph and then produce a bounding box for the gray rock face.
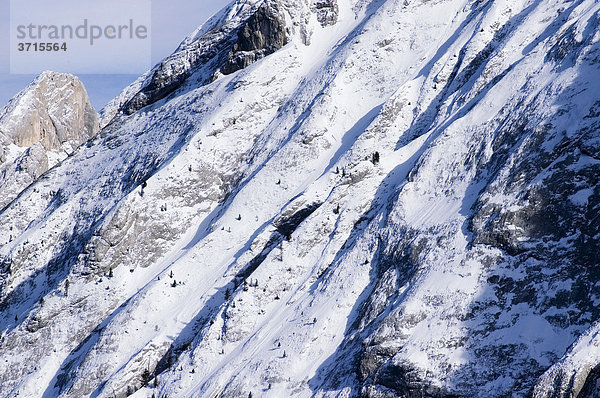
[0,71,98,152]
[221,2,288,75]
[0,71,98,209]
[312,0,339,27]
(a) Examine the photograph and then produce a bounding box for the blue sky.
[0,0,229,110]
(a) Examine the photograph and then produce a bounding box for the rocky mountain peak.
[0,71,98,153]
[0,71,98,209]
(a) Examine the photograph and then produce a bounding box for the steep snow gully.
[1,0,600,397]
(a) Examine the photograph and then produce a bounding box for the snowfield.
[1,0,600,397]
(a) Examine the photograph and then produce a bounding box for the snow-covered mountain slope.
[0,71,99,209]
[1,0,600,397]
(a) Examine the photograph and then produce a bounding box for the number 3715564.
[17,42,67,51]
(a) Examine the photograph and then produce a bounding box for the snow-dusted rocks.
[120,0,291,117]
[221,1,288,75]
[0,71,97,152]
[312,0,339,27]
[0,71,98,209]
[1,0,600,397]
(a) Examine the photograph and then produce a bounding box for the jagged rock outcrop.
[221,2,288,75]
[312,0,338,27]
[0,71,98,209]
[0,71,97,152]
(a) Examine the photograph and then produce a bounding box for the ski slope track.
[1,0,600,397]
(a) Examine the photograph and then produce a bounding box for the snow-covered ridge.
[1,0,600,397]
[99,0,264,127]
[100,0,312,127]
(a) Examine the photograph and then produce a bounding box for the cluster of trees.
[334,166,346,177]
[243,279,259,291]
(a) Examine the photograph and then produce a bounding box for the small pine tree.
[14,314,18,322]
[108,268,113,278]
[225,288,231,301]
[171,280,177,288]
[372,151,380,165]
[249,393,253,398]
[278,242,284,261]
[333,205,340,214]
[65,278,70,296]
[283,351,287,358]
[335,166,339,174]
[141,368,151,386]
[39,297,45,306]
[236,214,242,221]
[169,270,174,278]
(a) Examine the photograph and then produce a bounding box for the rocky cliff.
[0,71,99,209]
